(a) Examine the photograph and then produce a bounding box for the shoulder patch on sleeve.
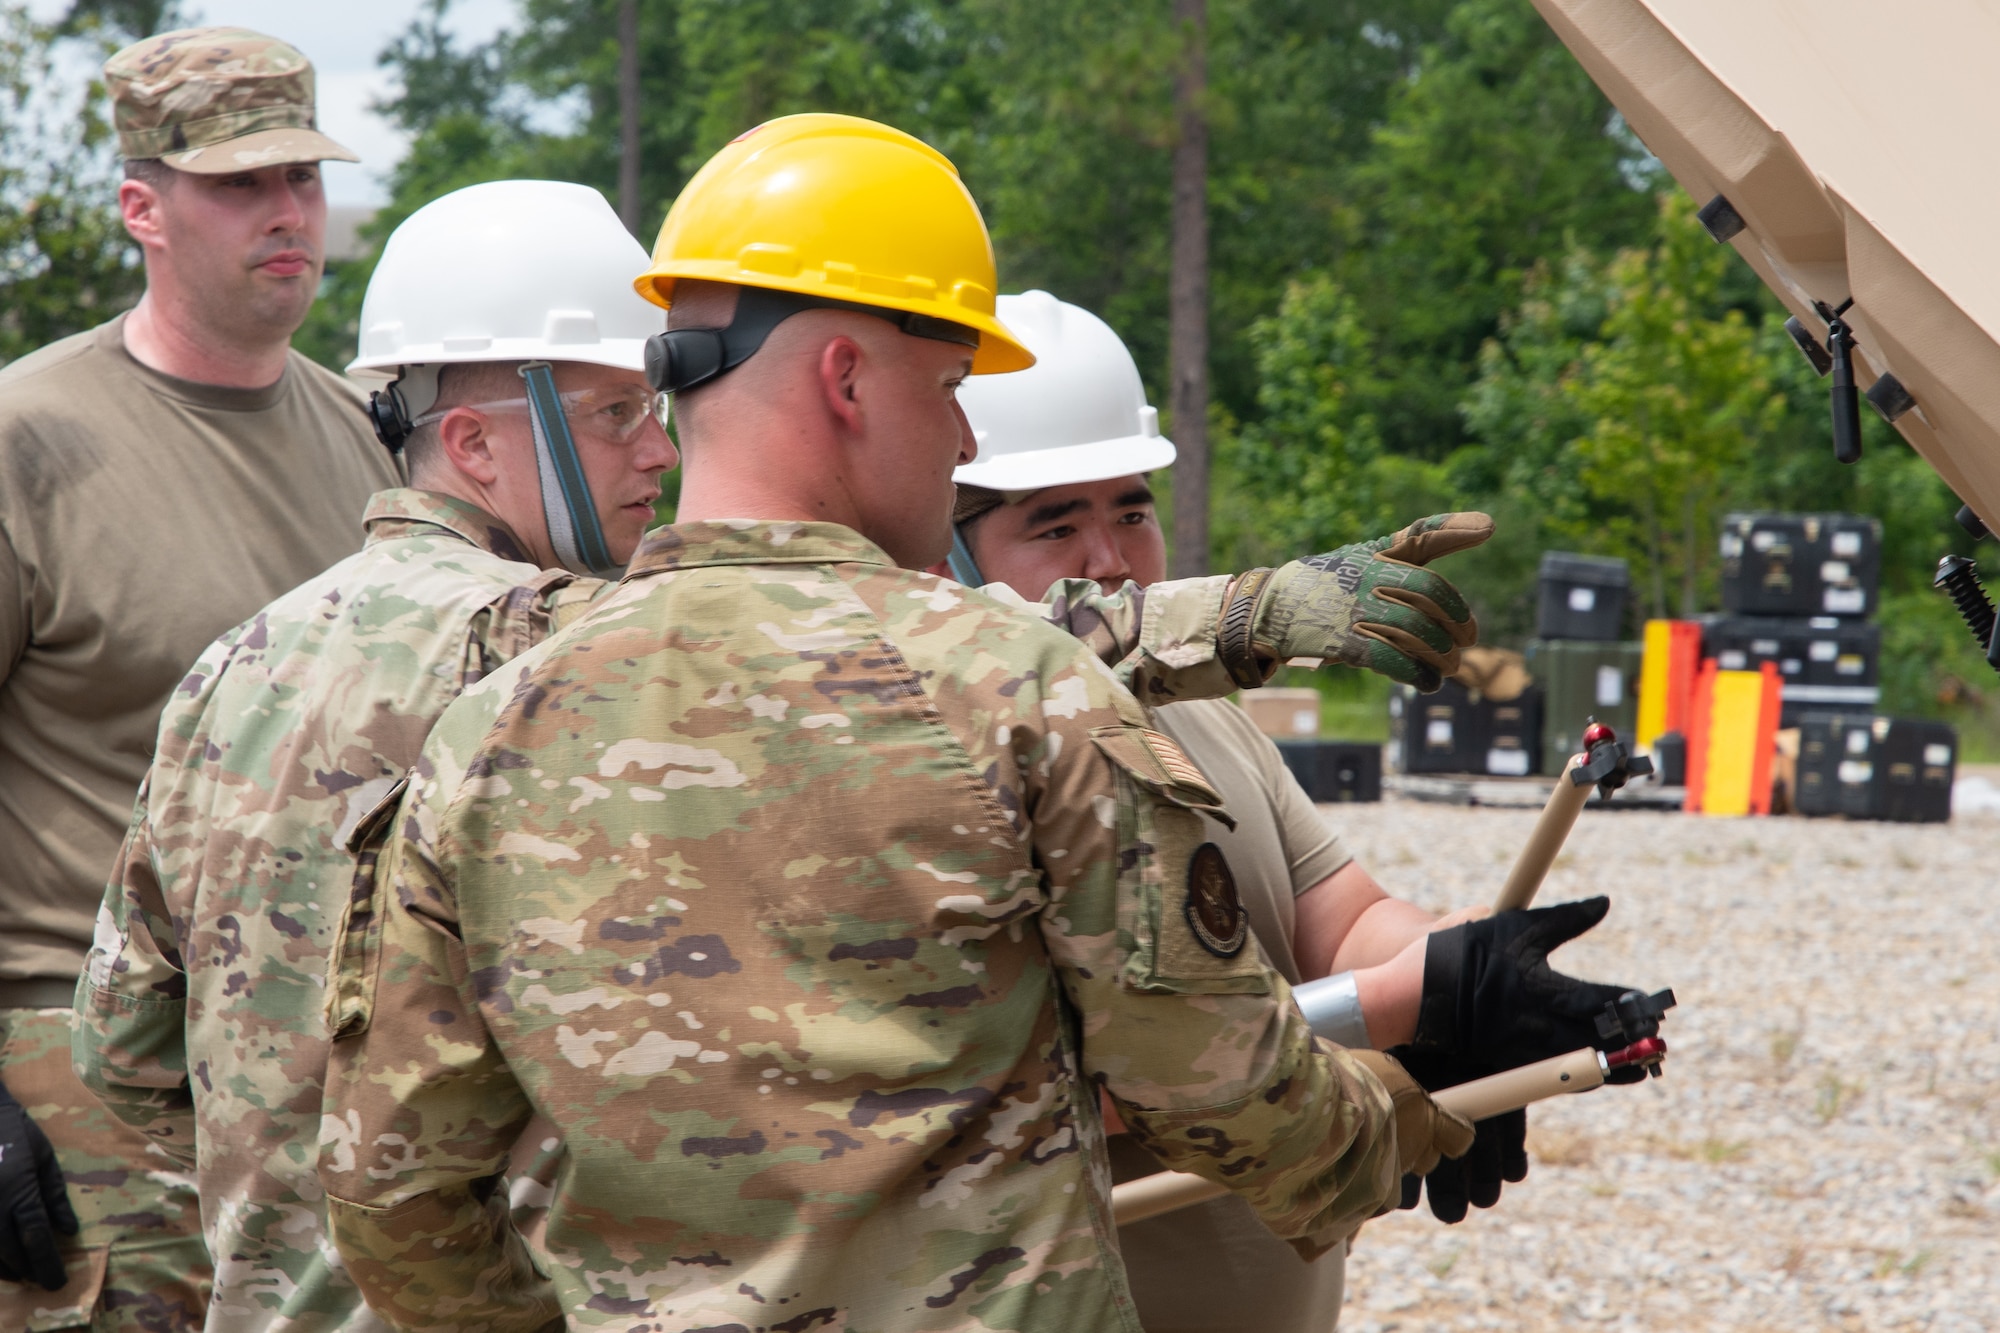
[1183,843,1249,958]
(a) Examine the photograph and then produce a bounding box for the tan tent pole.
[1493,754,1591,912]
[1110,1043,1657,1227]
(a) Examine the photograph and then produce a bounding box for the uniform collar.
[626,520,895,576]
[361,488,538,565]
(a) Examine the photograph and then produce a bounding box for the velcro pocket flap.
[326,777,407,1039]
[1093,726,1269,995]
[1090,725,1236,830]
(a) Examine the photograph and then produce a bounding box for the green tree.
[1558,194,1785,617]
[1333,0,1658,461]
[0,5,143,365]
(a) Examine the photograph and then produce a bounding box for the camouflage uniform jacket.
[317,520,1402,1333]
[73,488,599,1333]
[73,488,1259,1332]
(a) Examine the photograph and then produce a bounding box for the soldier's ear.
[435,408,500,487]
[118,179,166,250]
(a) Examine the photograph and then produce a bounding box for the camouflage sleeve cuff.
[1113,1008,1401,1242]
[1127,573,1256,705]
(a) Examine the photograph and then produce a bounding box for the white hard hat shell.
[953,290,1175,492]
[347,180,662,402]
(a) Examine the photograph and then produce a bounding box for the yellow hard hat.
[635,113,1033,375]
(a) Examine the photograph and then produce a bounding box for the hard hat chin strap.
[946,524,984,587]
[647,285,981,396]
[521,361,623,579]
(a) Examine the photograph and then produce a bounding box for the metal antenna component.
[1814,298,1862,464]
[1933,554,2000,673]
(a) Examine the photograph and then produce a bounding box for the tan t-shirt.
[1150,696,1353,984]
[0,315,400,985]
[1116,696,1356,1333]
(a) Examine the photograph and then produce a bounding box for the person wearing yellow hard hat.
[318,113,1471,1332]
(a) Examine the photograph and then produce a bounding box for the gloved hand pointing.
[0,1079,79,1291]
[1218,512,1493,693]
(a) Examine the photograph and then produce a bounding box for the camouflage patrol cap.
[104,26,358,173]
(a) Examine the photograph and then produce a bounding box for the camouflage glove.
[1346,1049,1477,1179]
[1407,896,1649,1085]
[1217,512,1492,694]
[0,1079,78,1291]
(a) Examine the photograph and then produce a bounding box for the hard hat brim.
[636,271,1035,376]
[346,337,650,380]
[953,433,1176,492]
[161,126,360,173]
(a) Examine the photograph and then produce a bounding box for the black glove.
[0,1080,78,1291]
[1409,896,1647,1083]
[1396,1109,1529,1223]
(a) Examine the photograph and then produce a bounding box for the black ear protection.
[645,285,981,395]
[367,381,413,454]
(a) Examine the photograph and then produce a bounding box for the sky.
[30,0,522,206]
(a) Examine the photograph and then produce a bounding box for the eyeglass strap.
[521,361,623,579]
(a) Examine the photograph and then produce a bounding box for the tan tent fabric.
[1456,646,1532,702]
[1532,0,2000,528]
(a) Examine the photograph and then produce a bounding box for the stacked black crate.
[1529,552,1640,775]
[1718,513,1955,821]
[1715,513,1882,725]
[1794,714,1955,823]
[1387,681,1543,777]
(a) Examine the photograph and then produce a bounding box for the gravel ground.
[1330,797,2000,1332]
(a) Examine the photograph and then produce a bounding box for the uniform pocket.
[1092,726,1271,996]
[325,777,408,1039]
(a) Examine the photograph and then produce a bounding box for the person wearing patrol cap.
[0,26,395,1330]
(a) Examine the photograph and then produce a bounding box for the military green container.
[1526,639,1644,776]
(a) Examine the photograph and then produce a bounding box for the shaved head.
[665,280,979,569]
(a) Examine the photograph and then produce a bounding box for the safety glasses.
[412,384,670,443]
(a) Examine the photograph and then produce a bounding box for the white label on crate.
[1752,638,1780,655]
[1487,747,1531,776]
[1752,530,1778,551]
[1847,730,1870,754]
[1719,650,1748,670]
[1720,533,1744,557]
[1809,617,1838,629]
[1292,709,1318,736]
[1820,560,1851,582]
[1595,665,1623,707]
[1810,640,1838,661]
[1872,717,1892,741]
[1838,760,1873,785]
[1782,658,1802,675]
[1832,531,1863,557]
[1426,719,1454,747]
[1568,586,1597,613]
[1823,588,1865,613]
[1836,654,1865,676]
[1925,743,1953,766]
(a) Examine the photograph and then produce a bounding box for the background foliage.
[2,0,1992,746]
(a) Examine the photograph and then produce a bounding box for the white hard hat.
[953,290,1174,492]
[347,179,661,416]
